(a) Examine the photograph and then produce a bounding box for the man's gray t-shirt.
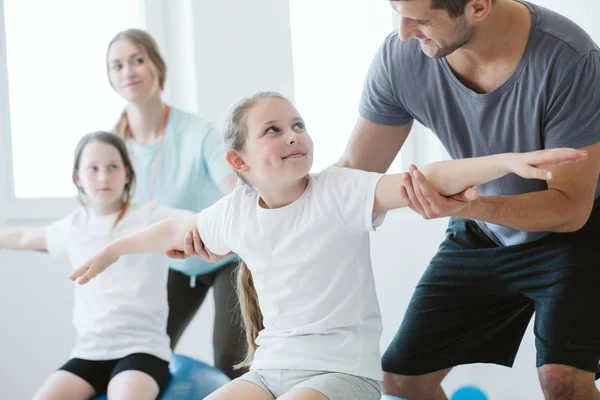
[360,1,600,246]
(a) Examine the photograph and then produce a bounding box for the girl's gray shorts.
[236,368,382,399]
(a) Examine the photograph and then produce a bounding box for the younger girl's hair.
[106,29,167,138]
[224,91,289,368]
[72,131,136,228]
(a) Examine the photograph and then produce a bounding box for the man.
[173,0,599,398]
[337,0,600,399]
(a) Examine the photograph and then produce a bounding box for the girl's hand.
[510,148,588,180]
[69,249,120,285]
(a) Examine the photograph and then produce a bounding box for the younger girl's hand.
[510,148,588,180]
[69,249,120,285]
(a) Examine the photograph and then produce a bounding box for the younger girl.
[0,132,192,400]
[69,92,587,400]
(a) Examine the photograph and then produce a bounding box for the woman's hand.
[165,228,233,262]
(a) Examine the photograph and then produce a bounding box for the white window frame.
[0,0,149,223]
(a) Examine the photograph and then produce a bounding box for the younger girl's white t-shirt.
[45,202,191,362]
[197,166,386,381]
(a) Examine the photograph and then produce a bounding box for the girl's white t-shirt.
[45,202,191,362]
[197,166,386,381]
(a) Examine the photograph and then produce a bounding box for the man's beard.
[427,17,474,58]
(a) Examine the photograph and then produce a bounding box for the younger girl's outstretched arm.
[373,148,588,213]
[69,215,200,284]
[0,227,47,251]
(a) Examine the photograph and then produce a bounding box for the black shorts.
[59,353,170,395]
[383,207,600,376]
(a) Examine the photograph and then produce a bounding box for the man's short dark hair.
[431,0,470,17]
[392,0,495,19]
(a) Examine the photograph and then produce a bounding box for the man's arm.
[336,117,412,172]
[459,142,600,232]
[406,142,600,232]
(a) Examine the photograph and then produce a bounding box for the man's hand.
[164,228,233,262]
[400,164,480,219]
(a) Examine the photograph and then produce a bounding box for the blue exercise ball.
[95,354,230,399]
[451,385,489,400]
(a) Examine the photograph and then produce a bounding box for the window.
[289,0,399,172]
[1,0,142,218]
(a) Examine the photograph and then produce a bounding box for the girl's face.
[75,141,130,212]
[107,39,161,103]
[232,97,314,186]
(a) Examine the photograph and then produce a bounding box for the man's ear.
[465,0,493,23]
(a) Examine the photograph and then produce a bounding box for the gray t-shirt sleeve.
[544,50,600,149]
[359,37,414,126]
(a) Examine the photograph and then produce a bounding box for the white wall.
[1,1,599,399]
[147,0,296,126]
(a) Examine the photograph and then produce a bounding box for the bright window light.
[4,0,142,198]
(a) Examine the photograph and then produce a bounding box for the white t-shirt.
[197,166,385,381]
[45,202,191,362]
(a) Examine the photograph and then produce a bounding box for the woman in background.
[106,28,247,378]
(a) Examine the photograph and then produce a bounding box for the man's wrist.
[453,197,483,219]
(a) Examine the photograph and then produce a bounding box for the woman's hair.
[72,131,136,228]
[106,29,167,138]
[223,91,290,368]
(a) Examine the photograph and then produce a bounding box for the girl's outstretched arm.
[373,148,588,213]
[0,227,47,251]
[69,215,199,284]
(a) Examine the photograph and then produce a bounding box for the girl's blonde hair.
[72,131,136,229]
[224,91,289,369]
[106,29,167,138]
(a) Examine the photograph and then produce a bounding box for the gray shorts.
[236,369,382,400]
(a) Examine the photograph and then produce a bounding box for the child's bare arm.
[0,227,47,252]
[108,215,199,256]
[69,215,199,284]
[374,148,587,213]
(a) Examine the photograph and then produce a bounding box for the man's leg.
[497,207,600,400]
[383,369,451,400]
[538,365,600,400]
[382,218,534,399]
